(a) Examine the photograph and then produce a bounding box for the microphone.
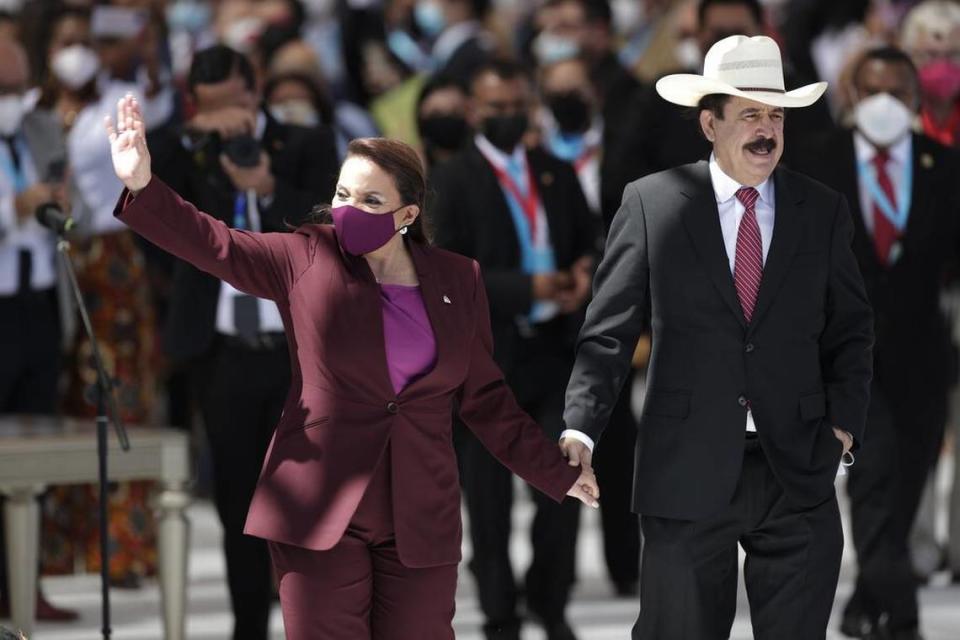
[35,202,75,235]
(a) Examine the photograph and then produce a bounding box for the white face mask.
[532,32,580,65]
[269,100,320,128]
[611,0,646,36]
[50,44,101,91]
[674,37,702,71]
[0,95,25,136]
[854,92,913,148]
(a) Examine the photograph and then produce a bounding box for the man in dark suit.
[430,60,599,640]
[537,54,644,596]
[631,0,834,178]
[148,45,338,640]
[562,35,874,640]
[792,47,960,640]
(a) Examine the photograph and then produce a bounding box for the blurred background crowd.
[0,0,959,639]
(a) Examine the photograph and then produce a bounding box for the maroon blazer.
[115,177,580,568]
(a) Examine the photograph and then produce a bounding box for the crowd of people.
[0,0,958,639]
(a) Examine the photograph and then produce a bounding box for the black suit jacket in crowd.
[564,161,874,520]
[148,111,340,362]
[793,130,960,420]
[429,142,600,372]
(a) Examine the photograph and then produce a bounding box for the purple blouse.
[379,284,438,394]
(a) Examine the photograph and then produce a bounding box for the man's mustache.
[744,137,777,153]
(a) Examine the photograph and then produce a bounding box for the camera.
[221,134,261,168]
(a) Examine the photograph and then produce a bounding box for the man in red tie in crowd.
[793,46,960,640]
[561,35,875,640]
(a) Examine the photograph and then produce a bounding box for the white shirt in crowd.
[853,130,912,234]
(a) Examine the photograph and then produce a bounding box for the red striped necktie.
[734,186,762,323]
[871,150,900,265]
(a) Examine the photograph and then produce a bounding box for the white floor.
[14,469,960,640]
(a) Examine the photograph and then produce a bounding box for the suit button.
[387,402,399,415]
[738,395,748,407]
[745,343,755,353]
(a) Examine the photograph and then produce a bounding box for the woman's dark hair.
[313,138,431,245]
[416,73,466,117]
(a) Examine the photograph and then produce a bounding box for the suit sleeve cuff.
[560,429,595,452]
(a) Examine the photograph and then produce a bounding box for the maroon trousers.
[268,445,458,639]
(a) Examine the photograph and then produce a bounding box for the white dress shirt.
[560,154,776,451]
[215,113,284,336]
[711,153,774,432]
[852,131,912,234]
[0,133,57,295]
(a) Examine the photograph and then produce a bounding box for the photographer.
[148,45,338,640]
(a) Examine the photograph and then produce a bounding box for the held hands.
[531,256,594,312]
[833,427,854,456]
[560,437,599,508]
[104,94,152,194]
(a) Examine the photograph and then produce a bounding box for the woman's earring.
[400,225,409,235]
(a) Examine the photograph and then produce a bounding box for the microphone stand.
[54,229,130,640]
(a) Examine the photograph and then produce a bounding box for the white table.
[0,416,190,639]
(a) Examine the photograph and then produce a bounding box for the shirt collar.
[708,153,773,205]
[853,130,912,168]
[475,134,526,171]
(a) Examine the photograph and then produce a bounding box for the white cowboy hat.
[656,35,827,109]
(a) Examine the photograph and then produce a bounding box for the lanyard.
[490,160,540,239]
[858,152,912,232]
[0,136,27,194]
[233,192,248,230]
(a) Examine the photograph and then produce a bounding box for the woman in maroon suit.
[105,95,598,639]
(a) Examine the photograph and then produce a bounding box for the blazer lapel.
[398,243,450,398]
[747,168,803,334]
[836,131,880,273]
[898,135,936,259]
[679,161,747,330]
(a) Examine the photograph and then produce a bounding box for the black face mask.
[418,114,469,152]
[546,91,591,133]
[481,114,529,152]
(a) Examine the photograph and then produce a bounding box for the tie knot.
[736,186,759,210]
[872,149,890,169]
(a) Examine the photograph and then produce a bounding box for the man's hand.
[833,427,854,455]
[560,436,593,470]
[188,106,255,139]
[532,272,573,301]
[566,466,600,509]
[556,255,593,313]
[220,152,275,197]
[14,184,58,222]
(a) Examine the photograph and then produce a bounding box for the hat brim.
[655,74,828,109]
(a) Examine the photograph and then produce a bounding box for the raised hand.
[104,94,151,193]
[567,466,600,509]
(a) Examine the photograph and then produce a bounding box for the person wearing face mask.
[902,1,960,148]
[792,47,960,640]
[538,55,648,599]
[413,0,494,87]
[531,0,642,133]
[631,0,833,178]
[28,3,168,591]
[901,0,960,590]
[106,94,599,640]
[430,60,599,640]
[416,74,470,170]
[144,44,339,640]
[0,35,76,624]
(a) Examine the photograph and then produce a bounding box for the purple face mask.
[331,204,401,256]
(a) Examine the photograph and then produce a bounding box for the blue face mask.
[414,0,447,39]
[548,130,586,164]
[532,32,580,65]
[166,0,212,34]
